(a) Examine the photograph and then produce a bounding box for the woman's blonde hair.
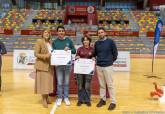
[41,29,52,40]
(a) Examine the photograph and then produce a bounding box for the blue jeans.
[56,65,71,99]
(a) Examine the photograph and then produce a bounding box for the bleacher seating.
[132,11,157,33]
[0,9,30,31]
[0,35,15,52]
[91,36,151,54]
[105,2,136,10]
[65,1,98,8]
[28,9,65,30]
[149,37,165,54]
[0,9,164,55]
[13,37,40,50]
[97,10,130,30]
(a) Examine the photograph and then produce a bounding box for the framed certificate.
[51,50,71,65]
[74,58,95,75]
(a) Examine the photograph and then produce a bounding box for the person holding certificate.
[0,41,7,92]
[52,26,76,106]
[75,36,94,107]
[94,28,118,110]
[34,30,54,108]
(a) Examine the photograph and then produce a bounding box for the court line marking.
[50,102,58,114]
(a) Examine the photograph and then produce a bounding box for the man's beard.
[99,36,104,39]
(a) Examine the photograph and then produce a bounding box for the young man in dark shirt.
[93,28,118,110]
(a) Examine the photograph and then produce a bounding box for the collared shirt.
[98,37,107,41]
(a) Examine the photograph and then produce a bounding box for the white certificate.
[51,50,71,65]
[74,58,95,75]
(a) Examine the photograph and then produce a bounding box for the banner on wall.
[113,51,130,71]
[21,30,76,36]
[147,31,165,37]
[0,29,13,35]
[13,50,36,69]
[84,31,139,37]
[66,5,96,15]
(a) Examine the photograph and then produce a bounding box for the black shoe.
[108,103,116,110]
[77,101,82,106]
[96,99,106,107]
[86,102,91,107]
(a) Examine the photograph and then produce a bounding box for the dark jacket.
[0,41,7,70]
[0,41,7,55]
[93,38,118,67]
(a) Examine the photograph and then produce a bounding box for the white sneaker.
[64,98,70,106]
[56,98,62,106]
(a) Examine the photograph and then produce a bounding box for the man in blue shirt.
[94,27,118,110]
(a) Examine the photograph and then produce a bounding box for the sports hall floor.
[1,55,165,114]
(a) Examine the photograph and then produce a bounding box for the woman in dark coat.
[0,41,7,91]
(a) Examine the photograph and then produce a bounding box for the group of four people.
[34,26,118,111]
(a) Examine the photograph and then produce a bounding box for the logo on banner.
[17,53,28,64]
[69,6,75,14]
[87,6,94,13]
[14,50,36,69]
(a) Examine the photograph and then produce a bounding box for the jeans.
[56,65,71,99]
[76,74,92,102]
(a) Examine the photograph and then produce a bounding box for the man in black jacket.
[93,28,118,110]
[0,41,7,92]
